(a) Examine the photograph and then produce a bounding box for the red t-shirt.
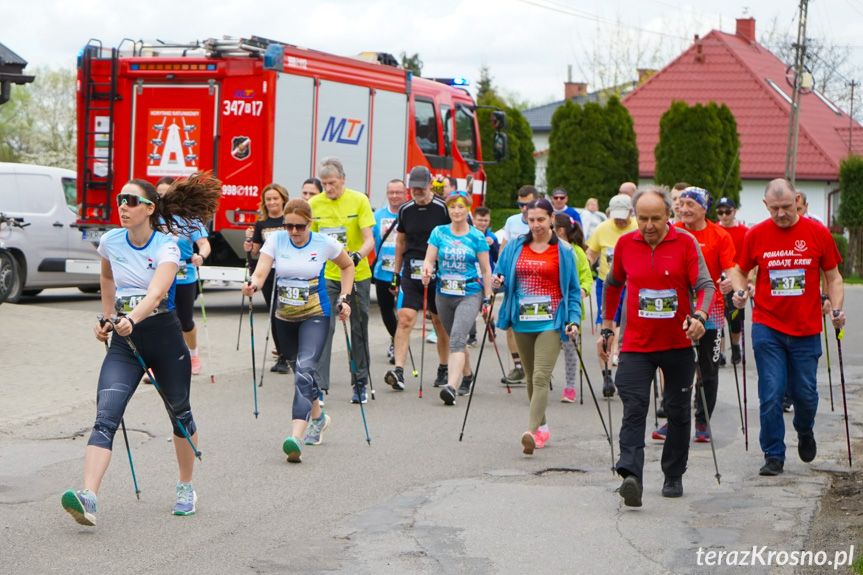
[720,222,749,263]
[515,244,563,316]
[737,216,841,336]
[605,226,714,352]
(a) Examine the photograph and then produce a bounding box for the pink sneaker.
[561,388,576,403]
[190,356,201,375]
[535,428,550,448]
[521,431,536,455]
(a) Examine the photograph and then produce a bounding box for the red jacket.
[604,225,714,352]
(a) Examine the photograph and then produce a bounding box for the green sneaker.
[61,489,97,526]
[173,482,197,516]
[303,413,331,445]
[283,436,302,463]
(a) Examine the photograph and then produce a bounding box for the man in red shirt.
[599,185,714,506]
[657,187,739,444]
[732,178,845,477]
[716,197,749,366]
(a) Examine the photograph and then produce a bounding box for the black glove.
[390,274,400,291]
[350,252,363,266]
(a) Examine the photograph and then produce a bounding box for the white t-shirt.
[97,228,180,313]
[502,213,530,243]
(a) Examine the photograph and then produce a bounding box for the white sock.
[190,347,199,357]
[538,424,549,433]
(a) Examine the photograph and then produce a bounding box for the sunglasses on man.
[116,193,154,207]
[716,209,733,216]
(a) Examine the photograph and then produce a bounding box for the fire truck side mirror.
[493,132,508,162]
[491,110,507,131]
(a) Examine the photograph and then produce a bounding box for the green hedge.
[833,233,848,277]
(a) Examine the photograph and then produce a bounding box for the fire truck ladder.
[80,41,119,223]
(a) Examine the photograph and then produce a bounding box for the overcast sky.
[4,0,863,108]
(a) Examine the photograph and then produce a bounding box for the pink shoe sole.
[521,431,536,455]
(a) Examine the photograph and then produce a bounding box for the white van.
[0,162,100,302]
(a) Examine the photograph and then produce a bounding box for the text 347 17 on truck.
[76,36,507,267]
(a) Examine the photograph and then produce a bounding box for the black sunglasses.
[116,193,154,207]
[284,222,308,231]
[716,209,732,216]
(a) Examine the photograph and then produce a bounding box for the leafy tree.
[838,154,863,276]
[655,100,740,216]
[545,96,638,211]
[476,70,535,209]
[0,66,76,169]
[400,52,422,77]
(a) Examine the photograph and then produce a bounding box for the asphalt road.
[1,284,861,574]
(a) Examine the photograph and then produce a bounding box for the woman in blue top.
[242,198,353,463]
[492,198,581,455]
[62,173,220,527]
[156,176,211,376]
[422,190,493,406]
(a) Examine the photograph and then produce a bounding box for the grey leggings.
[435,292,483,353]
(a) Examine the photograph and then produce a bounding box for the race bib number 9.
[321,227,348,247]
[769,269,805,296]
[638,288,678,318]
[440,273,467,296]
[518,295,553,322]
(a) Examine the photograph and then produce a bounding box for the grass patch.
[844,276,863,285]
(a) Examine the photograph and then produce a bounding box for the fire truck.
[76,36,506,265]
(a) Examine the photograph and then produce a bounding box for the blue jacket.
[493,239,582,341]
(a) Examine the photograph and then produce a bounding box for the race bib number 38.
[638,288,678,318]
[769,269,805,296]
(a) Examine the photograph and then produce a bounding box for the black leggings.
[174,281,200,333]
[273,315,329,421]
[375,278,398,338]
[89,312,195,449]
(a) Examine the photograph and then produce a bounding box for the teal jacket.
[493,239,582,341]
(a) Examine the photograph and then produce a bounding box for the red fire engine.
[76,36,505,265]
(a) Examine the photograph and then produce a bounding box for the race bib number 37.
[769,269,805,296]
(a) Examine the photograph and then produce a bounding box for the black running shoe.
[618,475,642,507]
[759,459,784,476]
[718,352,726,367]
[440,385,456,405]
[656,399,667,418]
[433,365,449,388]
[798,432,817,463]
[271,356,290,374]
[662,475,683,498]
[384,369,405,391]
[457,375,472,396]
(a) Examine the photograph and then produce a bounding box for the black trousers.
[615,347,695,480]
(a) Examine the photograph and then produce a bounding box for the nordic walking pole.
[408,344,419,377]
[342,311,370,445]
[833,310,852,468]
[196,270,215,384]
[236,255,249,351]
[459,291,499,441]
[354,290,375,400]
[258,280,277,388]
[600,329,616,475]
[578,330,584,404]
[486,315,510,393]
[728,323,745,435]
[690,322,721,484]
[97,314,141,498]
[573,338,614,474]
[738,291,749,451]
[419,283,428,399]
[822,295,835,411]
[246,264,259,418]
[108,316,201,459]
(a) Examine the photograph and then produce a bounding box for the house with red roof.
[622,17,863,226]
